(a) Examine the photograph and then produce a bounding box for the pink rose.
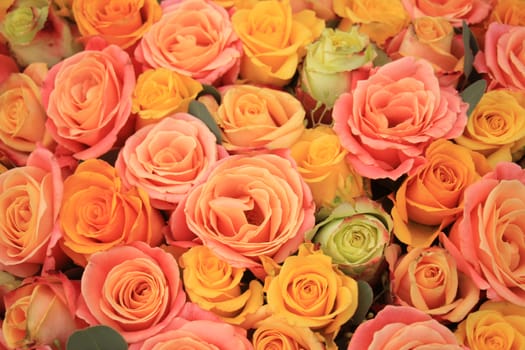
[333,56,468,180]
[134,0,242,85]
[441,161,525,306]
[401,0,492,25]
[474,23,525,91]
[42,38,135,160]
[115,113,227,210]
[168,150,315,278]
[0,147,63,277]
[347,305,464,349]
[76,242,186,345]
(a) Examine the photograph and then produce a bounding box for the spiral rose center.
[415,264,444,288]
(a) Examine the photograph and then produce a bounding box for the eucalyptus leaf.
[197,84,222,105]
[461,21,480,80]
[66,325,128,350]
[372,45,391,67]
[349,280,374,326]
[460,79,487,117]
[188,100,222,144]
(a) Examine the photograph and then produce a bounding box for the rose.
[391,139,490,248]
[251,315,325,350]
[455,301,525,349]
[231,0,324,86]
[386,245,479,323]
[347,305,464,349]
[214,84,306,152]
[263,243,358,342]
[2,273,85,349]
[59,158,165,267]
[300,26,376,108]
[441,162,525,306]
[489,0,525,26]
[290,0,336,20]
[42,38,135,160]
[401,0,492,25]
[306,198,392,283]
[290,125,369,209]
[333,0,409,46]
[474,23,525,91]
[168,150,315,278]
[72,0,162,49]
[455,89,525,167]
[135,0,242,85]
[179,245,264,326]
[0,54,18,85]
[0,147,63,277]
[76,242,187,345]
[132,68,202,128]
[0,271,21,315]
[115,113,226,210]
[333,56,468,180]
[386,16,464,87]
[0,0,48,46]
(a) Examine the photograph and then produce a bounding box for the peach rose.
[231,0,324,86]
[401,0,492,25]
[42,39,135,160]
[334,0,409,46]
[135,0,242,85]
[59,159,165,267]
[76,242,187,345]
[386,245,479,323]
[290,0,336,20]
[179,245,264,326]
[0,63,52,154]
[441,161,525,306]
[2,273,85,349]
[168,150,315,278]
[132,68,202,128]
[455,301,525,349]
[73,0,162,49]
[115,113,227,210]
[455,89,525,167]
[333,56,468,180]
[391,139,490,247]
[0,147,63,277]
[263,243,358,343]
[214,84,306,152]
[347,305,464,349]
[474,23,525,91]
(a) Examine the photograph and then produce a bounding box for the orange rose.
[391,139,490,247]
[73,0,162,49]
[77,242,186,345]
[401,0,492,25]
[489,0,525,26]
[215,85,306,152]
[59,159,165,267]
[168,151,315,278]
[386,245,480,322]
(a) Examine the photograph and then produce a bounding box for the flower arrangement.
[0,0,524,349]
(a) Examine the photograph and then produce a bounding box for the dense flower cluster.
[0,0,525,349]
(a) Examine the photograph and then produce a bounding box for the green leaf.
[197,84,222,105]
[66,326,128,350]
[349,280,374,326]
[461,21,480,80]
[188,100,222,144]
[372,44,392,67]
[460,79,486,117]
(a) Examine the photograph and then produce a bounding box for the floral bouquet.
[1,0,525,349]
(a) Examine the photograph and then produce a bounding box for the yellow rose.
[179,245,264,326]
[489,0,525,26]
[456,301,525,349]
[334,0,409,46]
[263,243,358,342]
[455,89,525,168]
[290,125,368,209]
[132,68,203,129]
[232,0,324,86]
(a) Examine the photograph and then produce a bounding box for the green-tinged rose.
[0,0,49,45]
[306,198,392,283]
[300,26,376,108]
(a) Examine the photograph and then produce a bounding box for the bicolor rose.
[42,39,135,160]
[135,0,242,85]
[77,242,187,345]
[115,113,226,210]
[333,56,468,180]
[401,0,492,25]
[441,161,525,306]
